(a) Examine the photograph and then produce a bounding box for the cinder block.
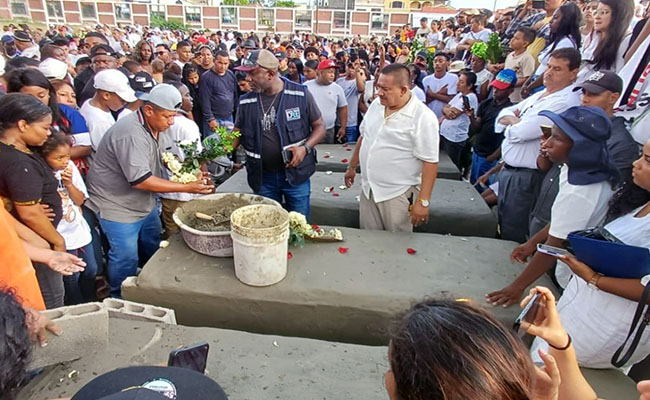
[31,302,109,368]
[103,298,177,325]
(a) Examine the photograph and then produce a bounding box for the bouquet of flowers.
[288,211,343,247]
[162,126,240,183]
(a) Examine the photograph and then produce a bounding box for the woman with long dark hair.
[578,0,635,82]
[0,93,68,309]
[286,58,305,83]
[522,2,582,97]
[181,63,204,134]
[132,40,154,74]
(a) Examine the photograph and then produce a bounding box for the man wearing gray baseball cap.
[86,84,215,298]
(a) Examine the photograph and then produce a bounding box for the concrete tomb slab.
[216,170,497,238]
[123,228,552,345]
[18,318,639,400]
[315,144,462,180]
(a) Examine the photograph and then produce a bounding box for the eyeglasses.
[156,51,167,56]
[594,10,611,16]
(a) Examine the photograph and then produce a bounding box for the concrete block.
[102,298,177,325]
[315,144,462,180]
[31,302,109,368]
[124,228,555,345]
[216,169,497,238]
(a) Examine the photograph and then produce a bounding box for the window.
[410,1,421,8]
[115,3,132,21]
[295,9,310,28]
[333,11,349,29]
[10,0,28,16]
[221,7,237,24]
[258,9,274,28]
[80,2,96,19]
[150,4,165,19]
[371,12,388,30]
[185,6,201,23]
[391,1,403,8]
[46,1,64,17]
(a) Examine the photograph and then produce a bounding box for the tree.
[272,0,296,6]
[222,0,250,5]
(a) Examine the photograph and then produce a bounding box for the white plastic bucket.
[230,204,290,286]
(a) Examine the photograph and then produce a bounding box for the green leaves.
[176,127,241,175]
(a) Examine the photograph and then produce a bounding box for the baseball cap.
[128,71,156,95]
[415,50,428,60]
[71,366,228,400]
[1,35,14,44]
[490,69,517,90]
[90,43,116,59]
[13,30,31,42]
[39,57,68,80]
[317,59,337,70]
[573,71,623,95]
[539,106,611,145]
[138,83,182,111]
[75,55,91,66]
[242,39,257,49]
[448,60,466,73]
[94,69,137,102]
[234,49,279,72]
[274,50,287,60]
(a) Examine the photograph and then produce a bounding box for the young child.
[504,27,536,103]
[39,133,98,305]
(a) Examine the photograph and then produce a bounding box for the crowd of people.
[1,0,650,397]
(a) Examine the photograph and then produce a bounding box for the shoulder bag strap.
[611,282,650,368]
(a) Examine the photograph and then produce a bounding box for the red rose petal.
[332,193,340,197]
[312,224,320,230]
[338,247,349,254]
[287,252,293,259]
[329,186,334,191]
[346,148,352,151]
[342,159,349,163]
[323,154,330,158]
[407,248,417,255]
[342,143,348,148]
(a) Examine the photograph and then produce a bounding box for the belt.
[504,164,538,172]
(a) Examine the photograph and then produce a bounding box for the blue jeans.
[202,116,234,138]
[64,242,99,304]
[470,152,498,192]
[257,170,311,218]
[345,126,359,143]
[99,208,161,298]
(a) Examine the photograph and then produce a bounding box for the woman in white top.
[426,21,443,51]
[577,0,635,83]
[440,71,478,170]
[522,2,582,97]
[531,138,650,369]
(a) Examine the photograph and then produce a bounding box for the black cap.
[416,50,429,60]
[128,70,156,95]
[274,50,287,60]
[71,366,228,400]
[574,70,623,95]
[90,43,116,59]
[13,30,31,42]
[75,55,91,66]
[98,388,169,400]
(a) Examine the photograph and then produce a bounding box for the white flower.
[179,139,194,147]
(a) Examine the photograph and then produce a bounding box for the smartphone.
[513,292,541,331]
[462,95,470,111]
[540,125,553,140]
[167,342,209,373]
[532,0,546,9]
[536,243,570,257]
[282,149,293,164]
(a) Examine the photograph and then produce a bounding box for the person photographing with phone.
[234,50,325,218]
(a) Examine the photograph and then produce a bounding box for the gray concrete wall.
[216,170,497,238]
[124,228,551,345]
[19,318,639,400]
[315,144,462,180]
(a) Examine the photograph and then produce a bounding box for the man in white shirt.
[456,15,492,57]
[305,59,348,143]
[423,53,458,119]
[344,64,440,232]
[493,48,582,243]
[416,17,431,38]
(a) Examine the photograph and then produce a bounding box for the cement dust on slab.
[177,195,252,232]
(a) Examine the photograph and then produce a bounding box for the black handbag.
[611,282,650,368]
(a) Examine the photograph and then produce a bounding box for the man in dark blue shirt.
[199,50,238,137]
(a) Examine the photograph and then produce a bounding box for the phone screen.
[540,125,553,140]
[532,0,545,9]
[168,342,209,373]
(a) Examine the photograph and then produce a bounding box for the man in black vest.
[234,50,325,218]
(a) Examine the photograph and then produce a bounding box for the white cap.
[93,69,137,102]
[39,58,68,80]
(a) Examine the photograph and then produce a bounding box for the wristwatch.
[303,144,313,155]
[417,198,430,207]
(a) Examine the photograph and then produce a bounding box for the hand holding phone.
[168,342,209,373]
[540,125,552,140]
[536,243,570,258]
[513,292,541,332]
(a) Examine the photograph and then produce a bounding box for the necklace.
[259,90,282,132]
[259,90,281,117]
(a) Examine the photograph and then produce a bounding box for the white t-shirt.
[534,36,577,77]
[549,165,614,287]
[577,33,632,84]
[426,31,443,48]
[439,92,478,143]
[531,203,650,369]
[444,36,460,51]
[422,72,459,119]
[79,100,116,151]
[474,69,493,93]
[411,86,426,103]
[55,161,92,250]
[159,116,205,202]
[359,94,439,203]
[361,78,376,116]
[462,29,492,44]
[305,80,348,129]
[336,77,360,127]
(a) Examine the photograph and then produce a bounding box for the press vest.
[238,78,316,192]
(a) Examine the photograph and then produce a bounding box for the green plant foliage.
[150,15,187,31]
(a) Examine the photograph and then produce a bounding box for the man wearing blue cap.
[487,106,619,307]
[468,69,516,189]
[1,35,17,59]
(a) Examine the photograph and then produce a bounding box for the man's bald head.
[380,63,411,87]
